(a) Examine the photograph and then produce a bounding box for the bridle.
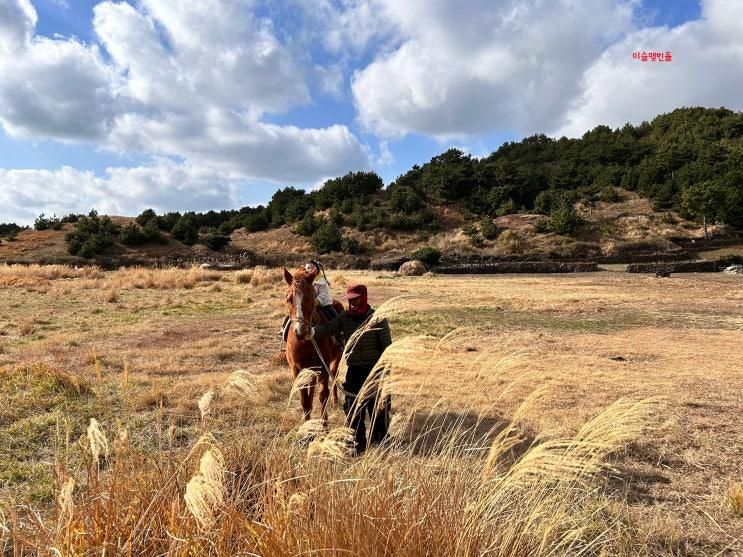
[288,278,318,328]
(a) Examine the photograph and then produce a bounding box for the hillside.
[3,106,743,267]
[1,189,738,268]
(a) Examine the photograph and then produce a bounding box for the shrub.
[480,219,499,240]
[310,222,343,254]
[462,224,478,237]
[598,187,620,203]
[549,204,584,236]
[341,236,362,255]
[293,213,323,237]
[533,218,551,233]
[469,234,485,247]
[65,211,117,258]
[142,220,167,244]
[61,213,82,224]
[496,229,527,254]
[389,186,424,214]
[367,207,389,229]
[388,213,418,230]
[171,215,199,245]
[34,213,62,231]
[495,199,517,217]
[243,211,269,232]
[410,246,441,267]
[120,223,145,245]
[660,212,677,225]
[203,234,231,251]
[157,212,181,231]
[0,223,23,240]
[136,209,158,226]
[329,207,344,226]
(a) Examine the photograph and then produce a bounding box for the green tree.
[310,222,343,254]
[136,209,158,226]
[171,215,199,245]
[680,180,727,239]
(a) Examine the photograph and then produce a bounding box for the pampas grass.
[4,295,669,556]
[86,418,108,462]
[198,390,215,421]
[184,447,226,530]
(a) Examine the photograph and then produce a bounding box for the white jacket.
[313,276,333,307]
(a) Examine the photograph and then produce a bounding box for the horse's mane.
[291,267,312,283]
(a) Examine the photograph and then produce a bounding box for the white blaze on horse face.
[294,287,304,337]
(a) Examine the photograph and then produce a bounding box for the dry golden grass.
[731,484,743,517]
[0,265,741,555]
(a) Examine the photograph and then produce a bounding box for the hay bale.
[399,260,427,276]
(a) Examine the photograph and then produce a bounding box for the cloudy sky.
[1,0,740,224]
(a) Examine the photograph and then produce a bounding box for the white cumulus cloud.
[0,160,241,225]
[0,0,370,194]
[351,0,636,138]
[556,0,743,137]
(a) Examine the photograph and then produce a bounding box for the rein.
[288,279,331,373]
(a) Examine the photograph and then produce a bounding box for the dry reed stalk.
[198,389,215,421]
[730,483,743,516]
[86,418,108,462]
[122,359,129,391]
[94,357,103,382]
[294,419,326,444]
[306,426,354,461]
[56,477,75,528]
[224,369,256,397]
[289,368,322,403]
[184,447,226,530]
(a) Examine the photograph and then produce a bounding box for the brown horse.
[283,267,344,422]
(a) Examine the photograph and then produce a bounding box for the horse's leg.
[329,356,340,406]
[318,374,331,427]
[300,383,316,421]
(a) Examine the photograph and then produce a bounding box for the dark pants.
[343,365,391,454]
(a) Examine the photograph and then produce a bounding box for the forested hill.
[2,107,742,261]
[146,106,743,238]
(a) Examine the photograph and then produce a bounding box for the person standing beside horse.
[308,284,392,455]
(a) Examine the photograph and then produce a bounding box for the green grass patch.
[393,306,646,337]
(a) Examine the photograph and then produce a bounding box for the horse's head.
[284,267,317,340]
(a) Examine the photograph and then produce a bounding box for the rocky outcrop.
[398,260,427,276]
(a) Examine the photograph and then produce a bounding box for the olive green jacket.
[314,307,391,367]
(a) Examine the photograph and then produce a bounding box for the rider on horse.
[281,259,338,344]
[305,259,339,322]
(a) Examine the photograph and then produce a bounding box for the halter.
[288,277,319,327]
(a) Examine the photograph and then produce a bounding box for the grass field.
[0,264,741,555]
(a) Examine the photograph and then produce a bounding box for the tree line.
[17,107,743,257]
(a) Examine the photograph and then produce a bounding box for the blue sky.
[3,0,740,224]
